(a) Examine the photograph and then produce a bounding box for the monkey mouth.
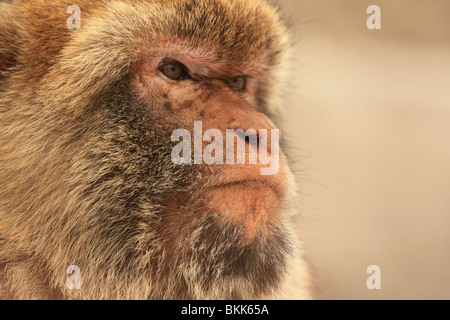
[197,165,287,198]
[209,178,284,199]
[200,178,284,240]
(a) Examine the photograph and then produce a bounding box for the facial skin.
[0,0,312,299]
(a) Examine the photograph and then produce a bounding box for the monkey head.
[0,0,311,299]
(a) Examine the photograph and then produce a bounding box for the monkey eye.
[228,76,246,92]
[158,61,191,80]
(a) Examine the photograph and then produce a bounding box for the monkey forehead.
[164,0,287,58]
[110,0,290,67]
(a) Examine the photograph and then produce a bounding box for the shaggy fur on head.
[0,0,312,299]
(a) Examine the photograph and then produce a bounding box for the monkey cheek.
[204,182,280,241]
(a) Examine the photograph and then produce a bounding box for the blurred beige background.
[279,0,450,299]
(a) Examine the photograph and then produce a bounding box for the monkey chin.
[204,181,281,242]
[156,170,294,299]
[159,182,293,299]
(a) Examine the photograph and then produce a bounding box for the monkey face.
[0,0,308,300]
[123,43,298,299]
[132,45,290,235]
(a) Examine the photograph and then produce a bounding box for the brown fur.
[0,0,312,299]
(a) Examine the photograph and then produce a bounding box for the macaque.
[0,0,312,299]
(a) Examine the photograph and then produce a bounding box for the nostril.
[246,132,260,149]
[235,129,259,148]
